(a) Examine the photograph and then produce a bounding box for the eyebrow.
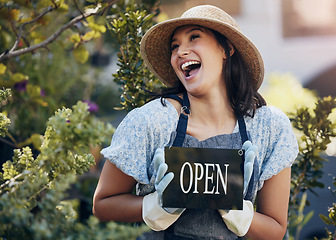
[170,27,205,44]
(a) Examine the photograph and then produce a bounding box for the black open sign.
[162,147,244,210]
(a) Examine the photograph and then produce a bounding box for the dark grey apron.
[139,92,258,240]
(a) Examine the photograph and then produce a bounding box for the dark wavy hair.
[153,28,266,118]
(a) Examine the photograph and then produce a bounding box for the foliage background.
[261,74,336,240]
[0,0,155,239]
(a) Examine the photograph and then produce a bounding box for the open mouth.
[181,60,201,78]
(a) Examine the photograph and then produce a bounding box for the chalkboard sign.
[162,147,244,210]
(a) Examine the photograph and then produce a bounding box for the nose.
[177,44,190,58]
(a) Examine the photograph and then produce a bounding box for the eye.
[170,43,179,52]
[190,34,200,41]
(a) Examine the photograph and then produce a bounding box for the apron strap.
[238,116,248,143]
[173,114,189,147]
[182,91,190,115]
[165,92,190,147]
[164,94,183,106]
[164,92,190,113]
[237,116,248,182]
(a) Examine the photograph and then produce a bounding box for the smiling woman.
[169,26,227,96]
[93,5,299,240]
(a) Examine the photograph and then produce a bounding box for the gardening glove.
[142,148,185,231]
[218,140,257,236]
[242,140,257,196]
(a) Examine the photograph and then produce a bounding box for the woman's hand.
[142,148,185,231]
[153,148,174,206]
[218,141,258,236]
[242,140,258,195]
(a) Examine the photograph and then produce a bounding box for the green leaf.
[37,0,52,8]
[31,134,44,151]
[70,33,81,43]
[9,9,20,21]
[57,3,69,12]
[82,31,96,41]
[88,22,106,33]
[11,73,29,83]
[26,84,42,98]
[302,210,314,226]
[30,31,46,45]
[320,214,333,225]
[72,45,89,64]
[0,63,6,74]
[143,13,155,23]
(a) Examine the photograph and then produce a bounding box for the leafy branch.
[319,175,336,239]
[288,96,336,239]
[0,100,115,238]
[107,2,162,110]
[0,0,118,62]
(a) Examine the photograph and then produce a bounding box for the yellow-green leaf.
[35,98,48,107]
[30,31,45,45]
[11,73,29,83]
[86,16,95,23]
[70,33,81,43]
[88,22,106,33]
[0,63,6,74]
[37,0,52,8]
[27,84,41,98]
[31,133,44,151]
[72,45,89,64]
[93,31,101,38]
[0,30,12,49]
[82,31,95,41]
[10,9,20,21]
[57,3,69,12]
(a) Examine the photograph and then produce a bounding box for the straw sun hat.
[140,5,264,90]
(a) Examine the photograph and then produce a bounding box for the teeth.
[181,61,201,71]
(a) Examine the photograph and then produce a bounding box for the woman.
[93,5,298,240]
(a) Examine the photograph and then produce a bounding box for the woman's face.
[170,25,227,96]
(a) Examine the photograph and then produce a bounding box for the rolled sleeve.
[101,99,178,185]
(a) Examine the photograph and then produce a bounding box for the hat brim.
[140,17,264,90]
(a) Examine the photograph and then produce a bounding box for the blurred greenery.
[318,175,336,240]
[0,0,155,239]
[261,73,336,240]
[260,73,318,113]
[0,0,121,150]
